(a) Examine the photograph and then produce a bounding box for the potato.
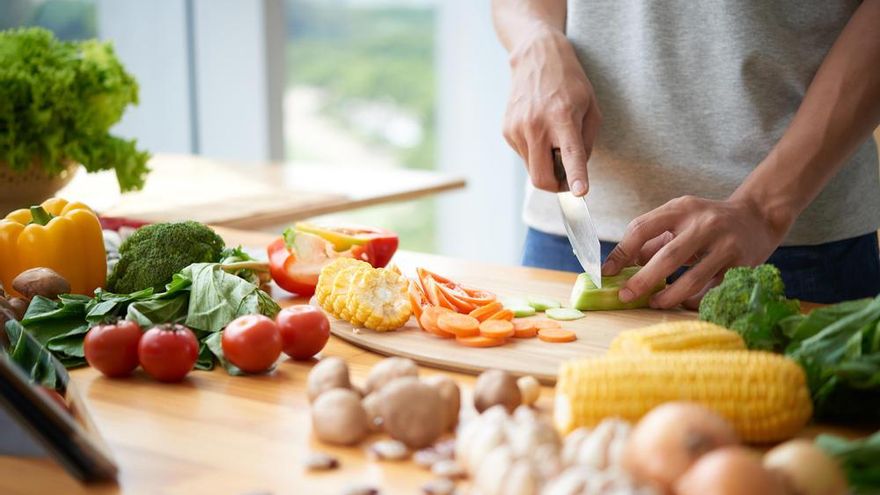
[676,447,786,495]
[622,402,737,492]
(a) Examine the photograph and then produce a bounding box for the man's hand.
[602,196,791,309]
[501,28,602,196]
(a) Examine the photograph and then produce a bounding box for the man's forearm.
[491,0,567,53]
[732,0,880,236]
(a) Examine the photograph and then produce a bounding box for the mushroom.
[12,268,70,300]
[517,375,541,407]
[362,392,383,431]
[423,374,461,432]
[307,357,352,402]
[364,357,418,395]
[310,388,369,446]
[8,297,28,320]
[377,377,445,449]
[474,369,522,413]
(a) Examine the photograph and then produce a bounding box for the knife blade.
[552,149,602,288]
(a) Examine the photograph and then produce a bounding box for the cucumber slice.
[507,305,537,318]
[501,297,529,308]
[526,296,561,312]
[545,307,585,321]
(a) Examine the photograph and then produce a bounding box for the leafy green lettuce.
[0,27,149,191]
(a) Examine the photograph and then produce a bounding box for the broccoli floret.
[108,221,225,293]
[699,264,799,350]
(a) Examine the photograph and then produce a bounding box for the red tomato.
[221,315,282,373]
[275,305,330,360]
[84,320,143,377]
[138,324,199,383]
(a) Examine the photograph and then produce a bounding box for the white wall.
[436,1,526,265]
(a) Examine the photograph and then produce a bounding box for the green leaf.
[3,320,69,390]
[126,293,189,328]
[817,431,880,492]
[182,263,280,333]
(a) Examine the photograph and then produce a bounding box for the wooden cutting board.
[327,252,698,384]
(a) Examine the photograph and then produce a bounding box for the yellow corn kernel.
[316,258,369,307]
[346,267,411,331]
[555,351,812,443]
[609,320,745,354]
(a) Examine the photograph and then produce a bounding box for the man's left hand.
[602,195,789,309]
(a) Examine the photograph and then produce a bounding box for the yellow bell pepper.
[0,198,106,297]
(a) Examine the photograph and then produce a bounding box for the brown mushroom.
[378,377,445,449]
[423,375,461,432]
[307,357,352,402]
[310,388,369,446]
[474,370,522,413]
[8,298,28,321]
[364,357,418,395]
[12,268,70,300]
[362,392,384,431]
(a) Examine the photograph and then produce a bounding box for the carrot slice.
[420,306,455,338]
[409,282,426,320]
[438,284,477,313]
[438,312,480,338]
[479,320,514,339]
[533,320,562,330]
[468,301,503,322]
[537,328,577,343]
[456,335,507,348]
[487,309,515,321]
[512,320,538,338]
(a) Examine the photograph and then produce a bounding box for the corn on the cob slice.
[316,258,369,307]
[555,351,812,443]
[346,267,411,331]
[609,321,746,354]
[329,265,370,320]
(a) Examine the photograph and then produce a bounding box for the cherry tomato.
[138,324,199,382]
[221,315,282,373]
[84,320,143,377]
[275,305,330,360]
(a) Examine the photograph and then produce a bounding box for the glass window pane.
[1,0,96,40]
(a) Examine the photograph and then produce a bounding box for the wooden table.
[0,228,869,495]
[57,154,466,229]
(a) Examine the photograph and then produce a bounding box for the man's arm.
[604,0,880,308]
[492,0,601,196]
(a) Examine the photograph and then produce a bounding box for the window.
[0,0,96,40]
[283,0,438,252]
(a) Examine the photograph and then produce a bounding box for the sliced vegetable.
[419,306,454,338]
[507,305,537,318]
[416,268,496,314]
[468,301,504,322]
[408,281,427,320]
[438,313,480,338]
[456,335,506,348]
[526,296,561,312]
[487,309,514,321]
[533,320,561,330]
[268,231,341,296]
[293,222,399,268]
[537,328,577,343]
[512,320,538,338]
[545,308,585,321]
[570,266,665,311]
[479,320,514,339]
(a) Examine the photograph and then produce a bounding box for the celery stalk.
[569,267,665,311]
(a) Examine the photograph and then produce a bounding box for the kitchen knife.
[553,148,602,288]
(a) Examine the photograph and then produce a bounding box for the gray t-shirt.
[523,0,880,246]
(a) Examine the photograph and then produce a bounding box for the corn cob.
[609,320,746,354]
[555,351,812,443]
[316,258,369,307]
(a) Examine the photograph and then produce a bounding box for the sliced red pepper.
[294,222,399,268]
[267,229,359,296]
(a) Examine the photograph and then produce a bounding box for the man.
[492,0,880,307]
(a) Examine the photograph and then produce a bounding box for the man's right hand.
[502,27,602,197]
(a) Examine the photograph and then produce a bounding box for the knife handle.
[552,148,568,191]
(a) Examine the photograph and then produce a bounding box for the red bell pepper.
[294,222,398,268]
[268,230,350,296]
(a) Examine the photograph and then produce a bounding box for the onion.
[763,439,848,495]
[676,447,786,495]
[622,402,738,492]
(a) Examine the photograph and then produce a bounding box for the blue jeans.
[522,228,880,304]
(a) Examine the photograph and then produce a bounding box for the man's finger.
[649,250,731,309]
[638,231,675,265]
[525,130,556,191]
[580,104,601,194]
[553,115,588,196]
[619,228,706,303]
[603,208,679,276]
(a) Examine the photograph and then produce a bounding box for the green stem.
[219,261,270,273]
[29,206,54,226]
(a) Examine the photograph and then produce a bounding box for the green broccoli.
[699,264,800,350]
[108,221,226,293]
